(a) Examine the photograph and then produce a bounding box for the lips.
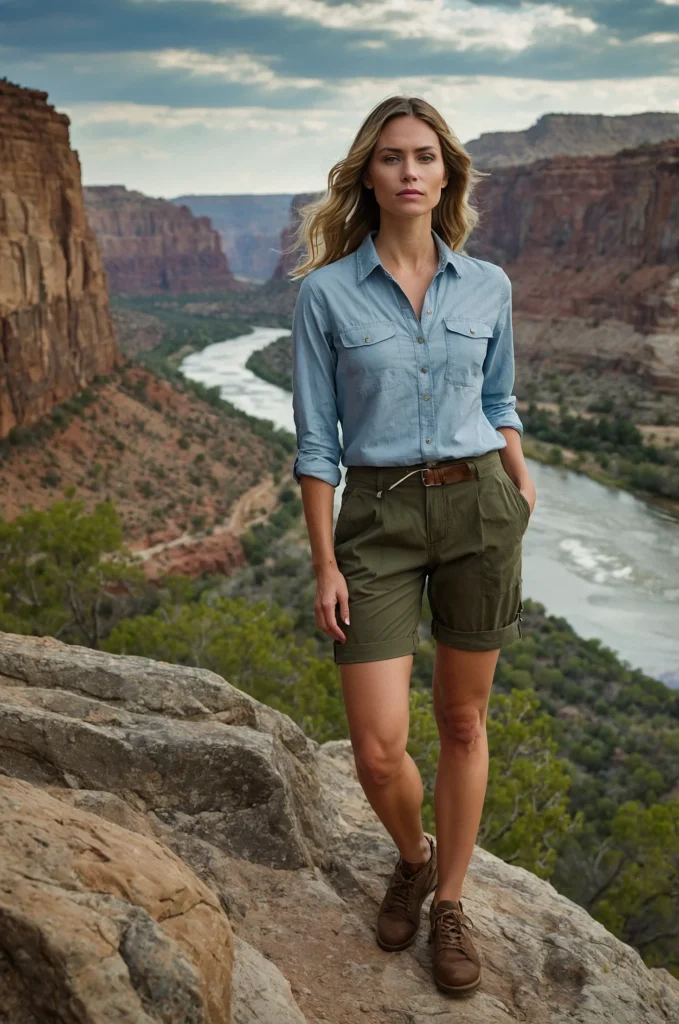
[397,190,423,196]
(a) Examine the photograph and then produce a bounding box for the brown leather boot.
[376,834,437,951]
[428,898,481,995]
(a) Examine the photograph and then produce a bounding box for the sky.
[1,0,678,198]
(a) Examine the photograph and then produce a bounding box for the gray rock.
[0,774,234,1023]
[0,631,327,869]
[232,936,307,1024]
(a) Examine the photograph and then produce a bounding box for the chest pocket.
[337,320,402,396]
[444,318,493,387]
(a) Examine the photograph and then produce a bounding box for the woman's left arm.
[482,274,536,513]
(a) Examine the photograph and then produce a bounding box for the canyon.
[0,81,120,440]
[84,184,240,295]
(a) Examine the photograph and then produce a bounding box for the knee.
[354,740,405,787]
[435,702,485,750]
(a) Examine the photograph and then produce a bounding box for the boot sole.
[433,973,482,997]
[375,872,438,952]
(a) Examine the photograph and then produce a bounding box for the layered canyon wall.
[84,185,239,295]
[0,81,120,439]
[172,192,294,281]
[466,139,679,392]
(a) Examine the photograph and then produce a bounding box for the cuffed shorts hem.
[431,612,521,652]
[333,633,419,664]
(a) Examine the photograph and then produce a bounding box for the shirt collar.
[355,227,463,284]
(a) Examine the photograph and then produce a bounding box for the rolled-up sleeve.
[481,273,524,436]
[291,275,342,487]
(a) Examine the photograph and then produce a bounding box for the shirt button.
[423,394,430,400]
[470,328,476,334]
[421,367,427,373]
[426,309,432,315]
[365,336,371,343]
[417,336,425,343]
[425,439,431,444]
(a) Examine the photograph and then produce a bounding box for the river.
[181,327,679,687]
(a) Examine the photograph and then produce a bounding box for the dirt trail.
[131,476,277,562]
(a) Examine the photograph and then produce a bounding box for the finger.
[321,600,346,642]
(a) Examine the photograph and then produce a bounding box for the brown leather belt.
[421,463,475,487]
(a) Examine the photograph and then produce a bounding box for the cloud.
[153,49,323,89]
[116,0,602,54]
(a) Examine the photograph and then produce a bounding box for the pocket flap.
[339,321,397,349]
[444,317,493,339]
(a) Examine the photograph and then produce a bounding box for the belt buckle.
[421,468,439,487]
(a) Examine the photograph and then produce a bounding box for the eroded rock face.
[0,774,234,1023]
[0,82,120,440]
[0,632,328,870]
[1,630,678,1024]
[84,185,239,295]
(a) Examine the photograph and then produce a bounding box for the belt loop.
[376,466,384,499]
[465,459,479,480]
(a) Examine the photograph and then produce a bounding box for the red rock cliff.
[0,81,120,439]
[84,185,239,295]
[467,139,679,392]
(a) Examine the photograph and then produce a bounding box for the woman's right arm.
[291,277,349,644]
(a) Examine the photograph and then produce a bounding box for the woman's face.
[363,114,449,218]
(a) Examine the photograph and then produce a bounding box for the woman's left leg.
[431,643,500,903]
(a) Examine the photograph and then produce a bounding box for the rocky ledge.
[0,630,677,1023]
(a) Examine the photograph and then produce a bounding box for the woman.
[289,95,536,997]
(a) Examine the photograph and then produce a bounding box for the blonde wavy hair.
[285,95,489,281]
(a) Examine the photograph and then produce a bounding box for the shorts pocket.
[502,471,531,526]
[337,320,402,396]
[479,472,525,595]
[443,317,492,387]
[333,486,382,548]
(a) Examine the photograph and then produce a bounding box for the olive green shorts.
[332,449,530,663]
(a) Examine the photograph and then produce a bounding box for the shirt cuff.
[293,453,341,487]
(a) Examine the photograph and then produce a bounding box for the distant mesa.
[0,80,120,441]
[464,110,679,168]
[83,184,241,295]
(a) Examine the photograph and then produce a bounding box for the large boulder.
[0,632,328,870]
[0,775,233,1023]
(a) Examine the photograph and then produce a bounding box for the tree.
[586,799,679,975]
[0,497,145,647]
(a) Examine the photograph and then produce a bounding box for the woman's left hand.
[518,475,537,515]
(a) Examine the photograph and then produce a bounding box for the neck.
[372,216,437,275]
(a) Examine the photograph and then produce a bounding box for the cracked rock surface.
[1,631,678,1024]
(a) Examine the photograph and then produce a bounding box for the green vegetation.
[245,335,292,391]
[0,495,145,646]
[523,403,679,502]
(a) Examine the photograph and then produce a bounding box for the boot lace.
[383,861,418,913]
[433,905,478,961]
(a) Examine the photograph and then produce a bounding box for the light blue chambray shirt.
[291,227,523,487]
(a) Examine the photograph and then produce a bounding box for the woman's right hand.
[315,566,350,643]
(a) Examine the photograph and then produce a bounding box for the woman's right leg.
[339,654,430,867]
